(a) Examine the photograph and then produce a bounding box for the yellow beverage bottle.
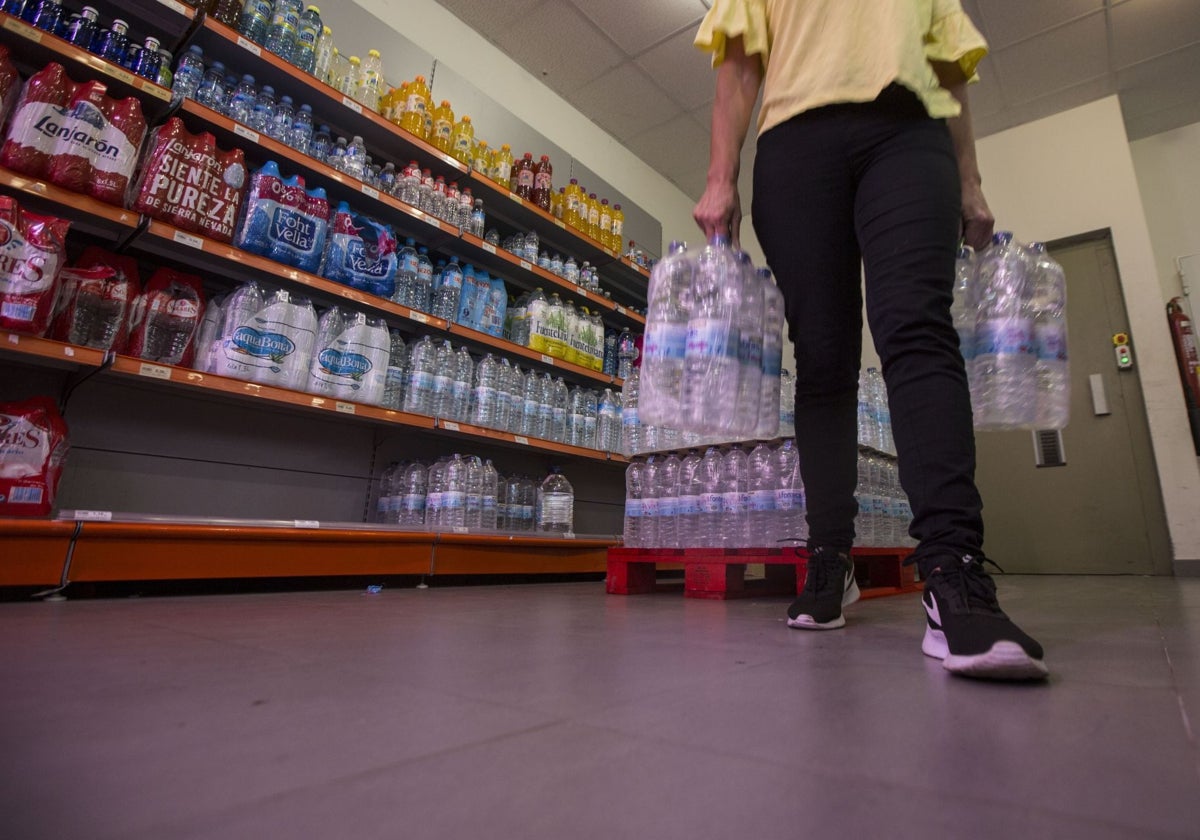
[388,82,407,125]
[344,56,361,98]
[450,115,475,165]
[611,203,625,253]
[598,198,613,250]
[564,179,582,229]
[431,99,454,153]
[493,143,513,187]
[472,139,490,174]
[550,187,564,220]
[401,75,430,136]
[586,193,601,240]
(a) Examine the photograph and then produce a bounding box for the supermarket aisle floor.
[2,575,1199,840]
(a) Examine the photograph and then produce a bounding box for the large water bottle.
[778,370,795,439]
[773,439,805,544]
[683,235,741,434]
[721,448,750,547]
[519,369,540,437]
[171,45,205,103]
[697,447,725,548]
[412,247,433,313]
[677,451,702,548]
[867,453,889,546]
[264,0,301,59]
[432,257,463,321]
[469,352,500,428]
[537,468,574,533]
[195,60,228,112]
[973,231,1037,429]
[868,368,893,454]
[238,0,272,44]
[532,372,552,440]
[567,387,588,448]
[1028,242,1069,429]
[657,454,681,549]
[395,461,426,528]
[952,247,976,365]
[381,330,406,410]
[493,358,513,431]
[597,388,621,452]
[403,335,437,416]
[549,377,569,443]
[450,346,473,422]
[247,84,276,133]
[480,460,499,530]
[641,240,693,426]
[639,457,660,548]
[393,238,418,309]
[431,339,455,418]
[733,253,763,437]
[464,456,483,531]
[856,368,874,448]
[292,5,322,72]
[621,368,641,455]
[311,124,333,162]
[747,443,776,546]
[855,452,876,547]
[140,282,203,366]
[442,454,467,530]
[375,462,399,524]
[756,268,784,440]
[616,329,638,381]
[424,457,447,530]
[226,74,257,125]
[269,94,294,144]
[623,460,645,548]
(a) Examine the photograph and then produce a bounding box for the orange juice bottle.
[610,203,625,252]
[401,75,430,136]
[431,99,454,153]
[598,198,613,250]
[450,115,475,165]
[564,178,582,229]
[586,192,601,240]
[387,82,407,125]
[472,139,490,173]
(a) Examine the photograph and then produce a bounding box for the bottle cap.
[541,154,549,161]
[614,203,621,210]
[463,115,471,122]
[368,49,380,58]
[524,152,533,159]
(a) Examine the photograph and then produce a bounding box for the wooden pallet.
[606,546,918,600]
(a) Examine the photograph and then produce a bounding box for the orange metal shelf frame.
[0,519,75,586]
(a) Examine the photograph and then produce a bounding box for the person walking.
[693,0,1047,680]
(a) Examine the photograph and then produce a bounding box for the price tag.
[6,333,17,345]
[335,401,356,414]
[105,65,137,86]
[361,184,380,200]
[410,311,429,324]
[540,354,554,365]
[513,436,529,446]
[173,230,204,249]
[141,80,171,101]
[294,520,321,529]
[74,510,113,521]
[519,260,532,271]
[233,124,260,143]
[443,421,460,432]
[554,219,566,228]
[563,531,577,539]
[157,0,189,15]
[615,305,627,316]
[573,285,587,296]
[342,96,363,114]
[481,242,496,255]
[3,17,40,42]
[410,208,425,221]
[138,362,172,380]
[63,346,74,357]
[508,191,523,203]
[236,36,262,56]
[453,526,469,534]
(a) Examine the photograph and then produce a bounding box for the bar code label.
[138,362,172,380]
[513,436,529,445]
[482,243,496,254]
[361,185,380,200]
[410,311,429,324]
[74,509,112,521]
[9,486,43,504]
[443,421,460,432]
[508,192,523,203]
[294,520,321,529]
[63,346,74,357]
[236,36,262,56]
[233,124,260,143]
[615,305,627,315]
[540,354,554,365]
[173,230,203,249]
[158,0,189,15]
[519,260,532,271]
[342,96,363,114]
[335,401,356,414]
[4,18,41,42]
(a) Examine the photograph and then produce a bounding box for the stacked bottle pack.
[623,441,806,549]
[954,232,1070,430]
[376,457,574,534]
[855,450,915,548]
[857,367,894,454]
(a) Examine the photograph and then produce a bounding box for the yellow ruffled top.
[695,0,988,136]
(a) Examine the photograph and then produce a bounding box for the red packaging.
[44,80,146,205]
[126,267,205,367]
[131,117,246,243]
[48,247,142,351]
[0,45,21,128]
[0,63,75,180]
[0,195,71,335]
[0,396,69,518]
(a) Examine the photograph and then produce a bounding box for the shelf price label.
[341,96,363,115]
[513,436,529,446]
[74,510,113,521]
[294,520,321,529]
[63,346,74,357]
[138,362,172,380]
[553,219,566,229]
[361,184,380,200]
[236,36,262,57]
[410,208,426,222]
[7,333,18,345]
[3,17,41,42]
[481,242,496,255]
[172,230,204,250]
[615,304,627,316]
[233,124,260,143]
[519,260,532,272]
[409,311,429,324]
[157,0,189,14]
[442,421,460,432]
[335,401,356,414]
[540,354,554,365]
[508,191,523,204]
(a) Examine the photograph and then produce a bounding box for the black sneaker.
[921,555,1048,680]
[787,547,860,630]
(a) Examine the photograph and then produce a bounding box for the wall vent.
[1032,429,1066,467]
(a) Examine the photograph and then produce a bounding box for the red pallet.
[606,545,918,600]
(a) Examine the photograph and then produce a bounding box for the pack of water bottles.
[857,367,894,454]
[639,237,785,443]
[234,161,331,273]
[623,442,806,549]
[855,450,916,548]
[320,202,398,299]
[375,457,574,535]
[505,288,606,370]
[954,232,1070,430]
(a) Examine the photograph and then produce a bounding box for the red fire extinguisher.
[1167,297,1200,452]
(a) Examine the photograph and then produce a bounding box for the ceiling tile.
[490,1,624,96]
[974,0,1103,50]
[1117,42,1200,117]
[991,14,1110,104]
[568,63,683,142]
[1123,98,1200,141]
[967,56,1006,118]
[435,0,545,42]
[981,74,1116,138]
[626,113,711,183]
[567,0,709,57]
[635,26,716,111]
[1110,0,1200,69]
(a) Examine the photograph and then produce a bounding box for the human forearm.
[933,62,994,249]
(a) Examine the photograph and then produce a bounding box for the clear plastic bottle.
[536,372,555,440]
[442,454,468,530]
[343,135,366,181]
[973,231,1037,429]
[269,94,294,143]
[431,339,455,418]
[381,330,406,410]
[779,369,795,438]
[721,448,750,548]
[469,352,500,428]
[394,238,417,309]
[412,246,433,313]
[403,334,437,416]
[621,367,641,456]
[226,74,257,125]
[773,439,805,544]
[238,0,273,44]
[597,388,621,452]
[247,84,276,133]
[616,328,638,381]
[375,462,398,524]
[424,457,446,530]
[313,25,335,83]
[196,60,228,112]
[480,460,499,530]
[855,452,876,547]
[639,457,660,548]
[746,443,776,545]
[683,235,741,435]
[356,49,384,111]
[733,253,763,437]
[311,123,332,162]
[292,6,322,73]
[263,0,301,60]
[431,257,463,322]
[398,461,427,528]
[677,451,702,548]
[756,268,784,440]
[288,104,314,154]
[537,468,574,533]
[697,447,725,548]
[549,377,569,443]
[470,199,486,238]
[623,460,645,548]
[171,44,205,103]
[464,455,483,531]
[493,358,513,432]
[1027,242,1070,429]
[657,454,681,549]
[952,246,977,366]
[640,240,692,426]
[450,346,474,422]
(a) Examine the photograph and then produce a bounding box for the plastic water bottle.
[616,328,638,381]
[382,330,406,410]
[392,239,415,308]
[227,74,257,125]
[869,368,893,454]
[773,439,805,544]
[196,60,228,112]
[469,353,500,428]
[470,200,486,238]
[238,0,272,44]
[449,346,473,422]
[537,468,574,533]
[1028,242,1070,429]
[683,236,741,434]
[657,454,681,549]
[747,443,776,545]
[597,388,621,452]
[623,460,645,547]
[640,240,692,425]
[431,257,462,321]
[462,456,482,531]
[292,5,322,73]
[549,377,569,443]
[375,463,398,523]
[677,451,702,548]
[479,460,499,530]
[313,24,335,82]
[264,0,302,60]
[855,452,876,547]
[490,358,511,431]
[952,247,976,365]
[778,370,795,439]
[311,124,332,162]
[722,448,750,548]
[868,453,889,546]
[412,247,433,313]
[567,387,587,448]
[171,45,205,103]
[403,335,436,416]
[289,104,314,154]
[697,447,725,548]
[247,84,276,132]
[343,135,366,181]
[441,455,467,530]
[398,461,427,528]
[733,253,763,437]
[269,94,294,143]
[430,340,454,418]
[424,458,445,530]
[640,457,660,547]
[973,231,1037,429]
[621,368,641,455]
[757,268,784,440]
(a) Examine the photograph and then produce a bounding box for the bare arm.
[932,60,994,250]
[693,36,764,248]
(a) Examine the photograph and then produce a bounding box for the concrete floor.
[2,575,1198,839]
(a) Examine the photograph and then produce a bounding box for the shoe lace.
[803,548,847,595]
[935,554,1006,616]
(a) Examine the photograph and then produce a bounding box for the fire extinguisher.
[1167,297,1200,452]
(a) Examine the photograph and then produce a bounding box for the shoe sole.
[922,627,1048,681]
[786,577,860,631]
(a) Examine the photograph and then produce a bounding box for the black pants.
[751,85,983,569]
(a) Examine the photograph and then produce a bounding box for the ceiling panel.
[967,57,1006,118]
[567,64,683,143]
[991,14,1110,104]
[1123,98,1200,141]
[567,0,709,57]
[636,26,717,111]
[435,0,545,42]
[1117,42,1200,117]
[489,1,624,96]
[974,0,1104,50]
[1110,0,1200,68]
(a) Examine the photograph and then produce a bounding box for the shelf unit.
[0,4,658,587]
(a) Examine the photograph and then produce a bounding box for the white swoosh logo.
[924,592,942,627]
